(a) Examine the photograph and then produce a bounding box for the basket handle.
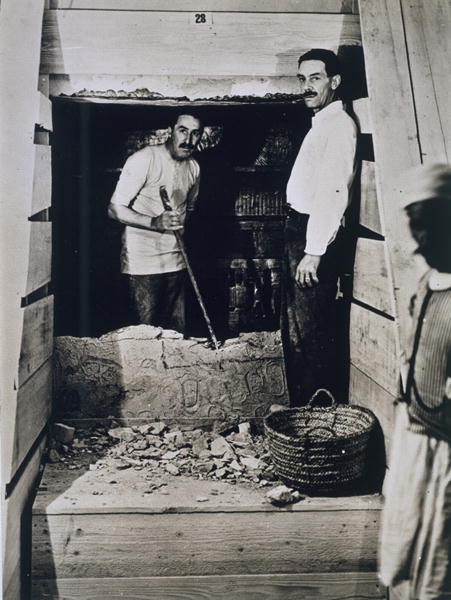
[307,388,336,409]
[304,426,337,439]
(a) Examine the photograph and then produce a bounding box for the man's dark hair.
[170,113,203,129]
[406,198,451,273]
[297,48,341,77]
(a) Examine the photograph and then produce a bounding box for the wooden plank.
[359,160,382,234]
[390,581,410,600]
[32,507,380,579]
[349,364,397,458]
[24,222,52,296]
[7,360,52,484]
[3,438,46,600]
[401,0,451,162]
[37,91,53,131]
[34,462,382,515]
[32,573,386,599]
[349,303,398,396]
[19,296,54,387]
[49,0,354,12]
[352,97,372,133]
[0,0,47,570]
[353,238,395,316]
[359,0,422,351]
[32,144,52,215]
[40,11,361,76]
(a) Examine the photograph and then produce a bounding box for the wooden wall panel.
[19,296,54,387]
[37,91,53,132]
[359,0,422,351]
[0,0,46,419]
[24,222,52,296]
[32,509,379,579]
[49,0,355,12]
[40,11,361,76]
[3,438,46,600]
[349,303,398,397]
[7,360,52,484]
[352,97,372,134]
[32,573,385,600]
[353,238,395,316]
[359,160,382,234]
[349,364,397,458]
[401,0,451,163]
[32,145,52,215]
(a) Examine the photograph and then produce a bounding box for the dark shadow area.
[51,99,309,339]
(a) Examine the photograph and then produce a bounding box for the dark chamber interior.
[51,99,312,338]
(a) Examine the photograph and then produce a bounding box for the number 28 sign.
[190,12,213,25]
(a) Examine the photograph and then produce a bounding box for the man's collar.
[428,269,451,291]
[312,100,343,126]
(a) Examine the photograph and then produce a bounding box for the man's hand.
[151,210,183,232]
[295,254,321,288]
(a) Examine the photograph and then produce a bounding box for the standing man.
[379,164,451,599]
[108,114,202,333]
[282,48,358,405]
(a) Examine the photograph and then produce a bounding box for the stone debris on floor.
[44,419,303,505]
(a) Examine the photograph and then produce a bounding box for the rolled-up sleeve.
[110,150,150,207]
[305,119,357,256]
[186,162,200,212]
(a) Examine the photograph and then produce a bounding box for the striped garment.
[379,270,451,598]
[405,271,451,443]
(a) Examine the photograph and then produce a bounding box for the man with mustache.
[108,114,202,333]
[281,49,358,405]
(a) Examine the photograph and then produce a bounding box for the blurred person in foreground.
[379,163,451,600]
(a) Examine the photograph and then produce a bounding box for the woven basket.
[264,389,376,493]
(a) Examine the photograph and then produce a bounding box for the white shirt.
[111,144,200,275]
[286,101,357,256]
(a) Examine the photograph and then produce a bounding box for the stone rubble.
[44,419,290,495]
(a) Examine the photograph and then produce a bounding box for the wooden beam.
[349,364,397,458]
[3,438,46,600]
[352,97,372,133]
[358,0,422,352]
[32,506,380,579]
[359,160,382,234]
[0,0,46,493]
[32,572,386,599]
[37,91,53,131]
[401,0,451,162]
[24,222,52,296]
[49,0,355,12]
[349,303,398,397]
[32,145,52,216]
[40,10,361,76]
[19,296,54,387]
[4,360,52,485]
[353,238,395,316]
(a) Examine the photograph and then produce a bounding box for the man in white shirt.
[108,114,202,333]
[281,49,358,405]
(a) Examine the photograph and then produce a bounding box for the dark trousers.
[280,211,343,406]
[127,270,187,333]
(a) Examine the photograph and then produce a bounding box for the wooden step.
[32,463,383,597]
[33,572,386,599]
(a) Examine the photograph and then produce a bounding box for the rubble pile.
[47,420,280,489]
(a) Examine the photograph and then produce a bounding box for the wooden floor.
[32,463,386,599]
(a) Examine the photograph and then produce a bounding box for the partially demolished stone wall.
[54,326,288,425]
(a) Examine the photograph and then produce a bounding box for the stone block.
[54,326,289,424]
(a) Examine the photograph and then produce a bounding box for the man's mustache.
[179,143,194,149]
[301,92,317,98]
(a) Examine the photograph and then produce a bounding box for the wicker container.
[264,389,376,493]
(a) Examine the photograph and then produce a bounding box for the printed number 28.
[195,13,207,23]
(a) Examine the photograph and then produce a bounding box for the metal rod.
[159,185,220,350]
